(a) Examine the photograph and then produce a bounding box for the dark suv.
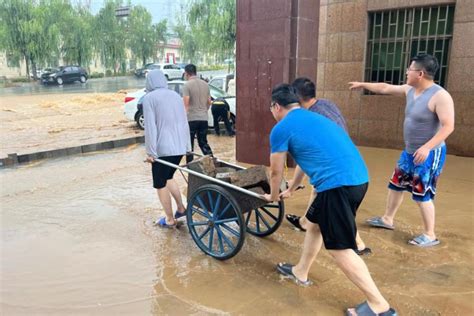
[41,66,88,85]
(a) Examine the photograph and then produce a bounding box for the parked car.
[30,69,42,79]
[124,80,236,130]
[41,66,88,85]
[209,73,235,96]
[134,63,184,80]
[134,63,159,77]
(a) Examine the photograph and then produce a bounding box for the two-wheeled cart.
[155,155,285,260]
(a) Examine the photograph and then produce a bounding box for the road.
[0,70,228,96]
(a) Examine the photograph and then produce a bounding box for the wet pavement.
[1,136,473,315]
[0,70,227,97]
[0,77,147,96]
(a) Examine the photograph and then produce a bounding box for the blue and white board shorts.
[388,145,446,202]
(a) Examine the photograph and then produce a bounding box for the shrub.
[10,77,31,83]
[89,72,105,79]
[198,64,227,71]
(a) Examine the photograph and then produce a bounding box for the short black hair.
[291,77,315,101]
[184,64,197,75]
[271,84,300,107]
[411,54,439,79]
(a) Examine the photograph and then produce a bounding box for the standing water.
[1,139,473,315]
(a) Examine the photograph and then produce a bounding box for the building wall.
[0,53,27,78]
[318,0,474,156]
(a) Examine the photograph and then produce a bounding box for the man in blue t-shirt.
[263,84,395,316]
[284,77,371,256]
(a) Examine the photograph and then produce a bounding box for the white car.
[135,63,184,80]
[209,73,235,96]
[147,63,184,80]
[124,80,236,130]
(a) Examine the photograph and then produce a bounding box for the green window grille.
[365,5,455,89]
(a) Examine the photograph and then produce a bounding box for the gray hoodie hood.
[146,69,167,92]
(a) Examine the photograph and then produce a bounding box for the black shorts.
[151,155,183,189]
[305,183,368,250]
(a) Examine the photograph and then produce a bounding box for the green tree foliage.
[187,0,236,62]
[61,6,95,67]
[154,20,168,61]
[174,21,198,63]
[0,0,169,77]
[27,0,66,77]
[94,0,127,74]
[128,6,167,67]
[0,0,35,78]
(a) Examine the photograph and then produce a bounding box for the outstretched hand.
[348,81,364,90]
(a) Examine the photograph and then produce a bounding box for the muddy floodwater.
[0,93,140,159]
[1,136,473,315]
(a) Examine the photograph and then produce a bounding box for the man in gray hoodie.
[143,70,191,227]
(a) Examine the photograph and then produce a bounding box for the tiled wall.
[318,0,474,156]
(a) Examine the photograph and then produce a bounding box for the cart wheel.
[245,201,285,237]
[186,184,245,260]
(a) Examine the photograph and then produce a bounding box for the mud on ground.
[0,92,142,158]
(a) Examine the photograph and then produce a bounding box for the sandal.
[174,210,186,220]
[355,247,372,256]
[346,301,397,316]
[408,234,440,247]
[154,217,177,229]
[276,262,313,287]
[366,216,394,230]
[285,214,306,232]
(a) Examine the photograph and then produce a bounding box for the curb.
[0,136,144,169]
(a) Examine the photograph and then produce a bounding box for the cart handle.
[155,158,267,201]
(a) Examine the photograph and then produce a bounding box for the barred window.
[365,5,455,89]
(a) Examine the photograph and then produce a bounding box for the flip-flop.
[408,234,440,247]
[276,262,313,287]
[285,214,306,232]
[355,247,372,256]
[154,217,177,229]
[346,301,398,316]
[174,210,186,220]
[366,217,395,230]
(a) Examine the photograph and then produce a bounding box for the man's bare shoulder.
[432,87,454,104]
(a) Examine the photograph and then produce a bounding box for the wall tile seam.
[320,61,364,64]
[292,17,319,23]
[319,5,330,89]
[356,119,403,122]
[453,20,474,24]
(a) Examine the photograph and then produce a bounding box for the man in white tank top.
[348,54,455,248]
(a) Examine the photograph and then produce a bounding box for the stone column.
[235,0,320,165]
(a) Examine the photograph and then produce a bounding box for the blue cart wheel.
[186,184,245,260]
[245,201,285,237]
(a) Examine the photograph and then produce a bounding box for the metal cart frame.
[155,156,285,260]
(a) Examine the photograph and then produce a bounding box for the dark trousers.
[186,120,213,163]
[211,105,234,136]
